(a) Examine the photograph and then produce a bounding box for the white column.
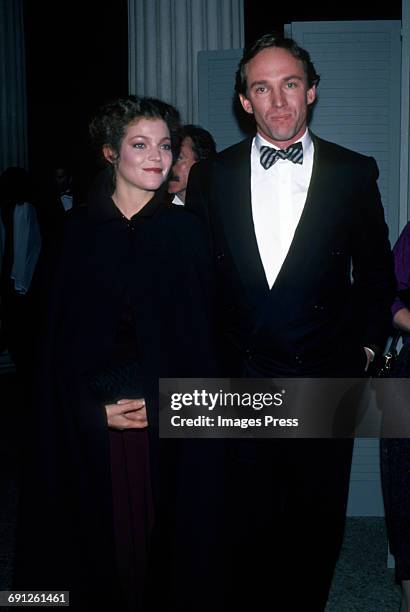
[128,0,244,123]
[0,0,27,172]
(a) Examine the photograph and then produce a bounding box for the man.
[52,165,74,212]
[168,124,216,205]
[37,164,76,256]
[186,34,395,610]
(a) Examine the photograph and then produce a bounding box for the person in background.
[381,221,410,612]
[167,124,216,205]
[186,33,395,611]
[13,96,219,612]
[52,164,75,211]
[36,163,77,254]
[0,167,41,376]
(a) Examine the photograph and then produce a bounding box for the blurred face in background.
[167,136,197,203]
[53,167,72,194]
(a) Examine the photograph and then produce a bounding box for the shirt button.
[295,355,302,364]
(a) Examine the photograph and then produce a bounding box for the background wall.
[9,0,400,195]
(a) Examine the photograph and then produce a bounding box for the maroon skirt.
[109,429,154,611]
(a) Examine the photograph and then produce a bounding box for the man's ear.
[307,85,316,106]
[103,144,117,164]
[239,93,254,115]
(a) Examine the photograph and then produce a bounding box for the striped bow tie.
[260,142,303,169]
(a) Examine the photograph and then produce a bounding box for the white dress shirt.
[250,129,314,288]
[60,193,73,211]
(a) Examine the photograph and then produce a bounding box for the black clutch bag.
[87,359,144,404]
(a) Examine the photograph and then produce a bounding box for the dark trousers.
[225,437,353,611]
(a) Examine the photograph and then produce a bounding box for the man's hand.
[105,398,148,430]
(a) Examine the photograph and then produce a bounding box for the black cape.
[13,173,226,611]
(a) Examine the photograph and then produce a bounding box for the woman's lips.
[144,167,162,173]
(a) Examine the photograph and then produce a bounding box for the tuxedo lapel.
[217,139,270,303]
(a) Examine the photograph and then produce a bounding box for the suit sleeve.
[351,157,396,353]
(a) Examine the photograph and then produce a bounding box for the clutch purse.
[87,359,144,404]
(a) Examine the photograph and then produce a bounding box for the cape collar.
[86,168,168,224]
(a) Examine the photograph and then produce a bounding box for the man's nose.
[271,88,285,107]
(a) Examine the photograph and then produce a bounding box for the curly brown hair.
[89,95,181,163]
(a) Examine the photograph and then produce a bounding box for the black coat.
[13,173,222,610]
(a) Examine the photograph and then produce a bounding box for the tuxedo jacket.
[186,133,395,376]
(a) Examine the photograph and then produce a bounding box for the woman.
[13,96,219,611]
[381,221,410,612]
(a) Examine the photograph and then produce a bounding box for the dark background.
[244,1,402,43]
[23,0,402,197]
[23,0,129,195]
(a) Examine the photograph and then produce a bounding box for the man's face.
[167,137,197,201]
[239,46,316,148]
[54,168,71,194]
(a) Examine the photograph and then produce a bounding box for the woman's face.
[111,117,173,194]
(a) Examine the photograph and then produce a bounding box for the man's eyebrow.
[249,75,305,89]
[284,74,304,81]
[248,79,269,89]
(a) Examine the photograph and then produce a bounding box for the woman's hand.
[105,398,148,430]
[393,307,410,334]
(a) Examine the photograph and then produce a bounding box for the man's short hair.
[179,124,217,161]
[235,33,321,97]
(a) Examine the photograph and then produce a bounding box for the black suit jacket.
[187,133,395,376]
